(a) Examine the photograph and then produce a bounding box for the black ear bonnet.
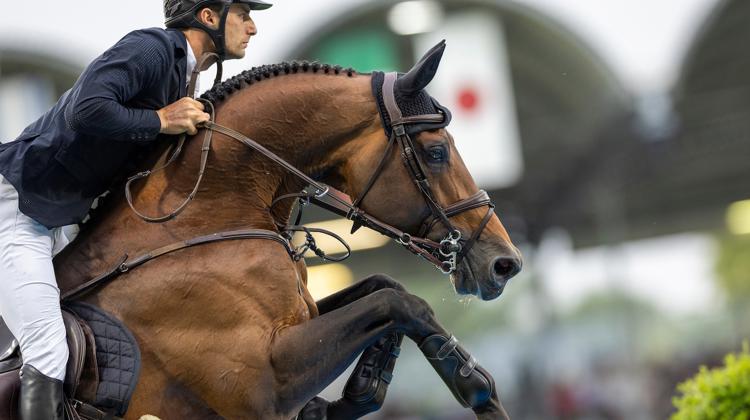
[371,71,452,138]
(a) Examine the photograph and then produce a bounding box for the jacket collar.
[167,28,188,97]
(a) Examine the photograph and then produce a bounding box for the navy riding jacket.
[0,28,189,228]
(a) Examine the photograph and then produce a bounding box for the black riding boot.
[419,334,494,409]
[19,364,64,420]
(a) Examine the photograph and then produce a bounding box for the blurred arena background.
[2,0,750,418]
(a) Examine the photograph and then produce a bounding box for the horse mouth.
[451,267,505,300]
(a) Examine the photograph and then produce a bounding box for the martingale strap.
[62,228,293,302]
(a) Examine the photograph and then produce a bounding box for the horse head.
[338,41,522,300]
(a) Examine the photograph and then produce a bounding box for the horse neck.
[136,72,378,234]
[179,72,378,230]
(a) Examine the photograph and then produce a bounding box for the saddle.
[0,302,141,420]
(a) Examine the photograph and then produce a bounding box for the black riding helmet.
[164,0,272,60]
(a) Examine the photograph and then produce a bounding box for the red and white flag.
[415,11,523,189]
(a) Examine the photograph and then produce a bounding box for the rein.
[68,65,498,300]
[124,53,224,223]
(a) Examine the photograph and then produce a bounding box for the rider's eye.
[427,146,447,163]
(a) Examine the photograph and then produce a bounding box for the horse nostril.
[491,255,521,281]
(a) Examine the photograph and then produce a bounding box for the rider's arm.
[63,30,172,141]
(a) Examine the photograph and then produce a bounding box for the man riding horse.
[0,1,271,417]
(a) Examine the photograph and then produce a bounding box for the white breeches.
[0,175,79,380]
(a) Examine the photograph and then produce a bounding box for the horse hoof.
[419,334,494,408]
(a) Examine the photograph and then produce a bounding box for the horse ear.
[396,40,446,96]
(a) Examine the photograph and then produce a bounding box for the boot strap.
[436,335,458,360]
[460,356,478,377]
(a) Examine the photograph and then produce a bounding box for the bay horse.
[51,41,522,419]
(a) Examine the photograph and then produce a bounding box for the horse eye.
[427,146,446,163]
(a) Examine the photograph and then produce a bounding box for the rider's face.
[223,4,256,59]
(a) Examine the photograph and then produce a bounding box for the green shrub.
[672,342,750,420]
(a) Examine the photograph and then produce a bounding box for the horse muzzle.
[452,243,522,301]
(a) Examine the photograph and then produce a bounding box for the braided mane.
[201,61,359,104]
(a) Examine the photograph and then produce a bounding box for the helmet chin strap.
[189,4,231,61]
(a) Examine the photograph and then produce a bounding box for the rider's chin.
[225,48,244,60]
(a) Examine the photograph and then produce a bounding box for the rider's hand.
[156,97,210,136]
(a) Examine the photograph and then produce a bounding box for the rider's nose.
[490,254,522,283]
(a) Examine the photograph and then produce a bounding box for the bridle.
[307,72,496,274]
[125,64,496,275]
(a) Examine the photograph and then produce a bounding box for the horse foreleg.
[317,278,509,419]
[272,288,509,420]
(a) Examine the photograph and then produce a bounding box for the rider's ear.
[396,40,446,97]
[197,7,220,29]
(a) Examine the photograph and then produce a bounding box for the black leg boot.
[419,334,495,409]
[326,332,403,419]
[19,364,64,420]
[297,396,329,420]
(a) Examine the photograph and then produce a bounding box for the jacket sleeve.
[64,30,172,141]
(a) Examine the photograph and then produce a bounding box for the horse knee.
[401,293,435,320]
[360,274,406,293]
[373,289,434,324]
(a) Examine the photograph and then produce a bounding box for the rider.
[0,0,271,417]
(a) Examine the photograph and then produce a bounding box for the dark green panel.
[310,28,399,72]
